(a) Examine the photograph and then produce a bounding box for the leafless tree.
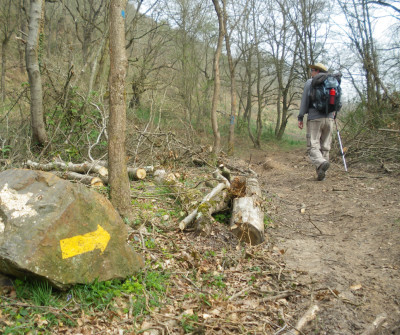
[368,0,400,16]
[236,0,268,148]
[108,0,130,215]
[284,0,328,80]
[126,17,172,109]
[249,1,264,148]
[26,0,48,147]
[210,0,225,155]
[63,0,107,64]
[224,0,244,155]
[0,0,18,101]
[160,0,213,124]
[262,0,301,140]
[338,0,393,121]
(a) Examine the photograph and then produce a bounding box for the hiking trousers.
[306,118,334,168]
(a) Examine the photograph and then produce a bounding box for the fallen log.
[0,159,11,166]
[26,160,108,177]
[142,165,155,175]
[230,177,265,245]
[127,167,146,180]
[179,182,229,231]
[154,169,178,185]
[221,161,258,177]
[27,160,148,182]
[192,189,231,234]
[52,171,104,187]
[96,160,154,175]
[179,170,230,231]
[218,164,231,181]
[192,157,207,166]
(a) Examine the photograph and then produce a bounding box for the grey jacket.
[298,78,335,121]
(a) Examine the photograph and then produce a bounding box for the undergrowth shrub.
[335,99,400,168]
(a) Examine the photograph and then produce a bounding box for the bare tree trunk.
[88,28,109,97]
[245,55,256,145]
[94,36,109,90]
[254,44,262,146]
[1,38,8,102]
[211,0,225,155]
[26,0,48,147]
[337,0,391,126]
[1,0,18,101]
[63,0,107,68]
[82,27,92,64]
[252,3,262,148]
[223,0,238,156]
[108,0,131,216]
[18,0,26,73]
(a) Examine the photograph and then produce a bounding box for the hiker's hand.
[298,121,303,129]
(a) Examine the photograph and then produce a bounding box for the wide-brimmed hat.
[309,63,328,73]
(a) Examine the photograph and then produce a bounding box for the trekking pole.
[334,118,348,172]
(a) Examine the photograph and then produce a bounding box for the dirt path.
[237,147,400,334]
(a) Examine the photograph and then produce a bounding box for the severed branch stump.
[127,167,146,180]
[179,170,231,232]
[230,177,265,245]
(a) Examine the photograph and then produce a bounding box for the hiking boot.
[317,161,330,181]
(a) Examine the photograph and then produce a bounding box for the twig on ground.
[360,313,387,335]
[282,304,319,335]
[307,213,323,235]
[260,291,293,303]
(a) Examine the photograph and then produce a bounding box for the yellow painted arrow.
[60,225,111,259]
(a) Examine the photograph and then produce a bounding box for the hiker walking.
[298,62,341,181]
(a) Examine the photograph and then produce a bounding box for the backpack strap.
[310,73,328,107]
[311,73,328,87]
[333,72,342,84]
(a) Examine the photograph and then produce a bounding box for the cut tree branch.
[179,170,230,231]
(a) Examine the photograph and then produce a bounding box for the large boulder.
[0,169,144,289]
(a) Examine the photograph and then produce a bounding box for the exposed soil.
[232,146,400,334]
